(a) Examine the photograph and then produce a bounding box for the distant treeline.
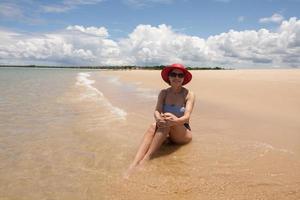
[0,65,231,70]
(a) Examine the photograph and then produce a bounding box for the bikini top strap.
[162,89,167,105]
[163,88,188,106]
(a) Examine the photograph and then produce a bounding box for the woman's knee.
[185,133,192,143]
[146,123,169,137]
[171,131,192,144]
[156,126,170,136]
[183,133,192,144]
[150,122,157,131]
[145,123,157,136]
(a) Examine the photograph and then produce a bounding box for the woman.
[125,63,195,177]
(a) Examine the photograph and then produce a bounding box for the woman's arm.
[164,91,195,125]
[154,89,166,121]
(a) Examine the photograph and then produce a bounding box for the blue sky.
[1,0,300,68]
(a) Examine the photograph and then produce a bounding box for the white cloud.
[0,26,121,65]
[66,25,109,37]
[41,5,72,13]
[207,17,300,67]
[1,18,300,68]
[63,0,105,6]
[259,13,284,24]
[0,1,47,25]
[124,0,175,8]
[41,0,104,13]
[119,24,211,65]
[0,2,24,19]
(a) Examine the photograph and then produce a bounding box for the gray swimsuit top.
[162,104,185,117]
[162,90,191,131]
[162,88,186,117]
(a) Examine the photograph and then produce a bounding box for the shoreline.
[100,69,300,199]
[1,65,299,71]
[100,69,300,154]
[0,65,229,70]
[1,68,300,199]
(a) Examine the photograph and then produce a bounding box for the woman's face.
[168,69,185,86]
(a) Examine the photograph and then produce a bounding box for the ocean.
[0,67,161,199]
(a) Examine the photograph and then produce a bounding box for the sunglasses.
[169,72,185,78]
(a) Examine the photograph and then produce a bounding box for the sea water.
[0,67,159,199]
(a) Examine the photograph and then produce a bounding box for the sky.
[0,0,300,68]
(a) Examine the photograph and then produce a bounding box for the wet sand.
[1,68,300,200]
[101,69,300,200]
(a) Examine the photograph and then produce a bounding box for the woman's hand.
[156,112,179,128]
[156,118,169,128]
[161,112,178,126]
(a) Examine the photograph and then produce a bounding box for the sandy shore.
[2,68,299,200]
[101,69,300,199]
[102,69,300,152]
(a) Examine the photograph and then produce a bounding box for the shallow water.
[0,68,299,200]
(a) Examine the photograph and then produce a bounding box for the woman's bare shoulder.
[183,88,195,99]
[158,88,169,99]
[188,90,195,100]
[159,88,170,94]
[188,90,195,96]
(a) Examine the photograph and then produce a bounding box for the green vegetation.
[0,64,231,70]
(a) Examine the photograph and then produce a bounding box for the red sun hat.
[161,63,192,85]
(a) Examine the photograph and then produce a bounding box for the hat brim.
[161,66,192,85]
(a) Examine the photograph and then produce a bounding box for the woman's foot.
[123,163,138,179]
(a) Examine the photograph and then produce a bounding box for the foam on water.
[76,72,127,120]
[107,76,122,86]
[102,75,158,100]
[250,141,295,156]
[136,87,158,100]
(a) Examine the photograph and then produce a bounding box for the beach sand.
[1,68,300,200]
[100,69,300,199]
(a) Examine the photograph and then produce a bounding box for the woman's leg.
[130,123,157,166]
[139,126,170,164]
[124,123,157,178]
[124,125,170,178]
[169,125,192,144]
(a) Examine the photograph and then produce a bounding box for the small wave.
[250,142,295,156]
[76,72,127,120]
[107,76,122,86]
[101,74,158,100]
[76,72,95,86]
[136,87,158,100]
